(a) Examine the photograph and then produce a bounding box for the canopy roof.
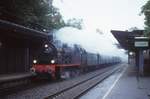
[0,19,48,41]
[111,30,144,50]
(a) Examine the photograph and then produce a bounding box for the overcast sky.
[53,0,147,32]
[53,0,148,60]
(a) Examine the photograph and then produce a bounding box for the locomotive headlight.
[33,59,37,64]
[51,60,55,64]
[129,52,133,56]
[44,44,48,48]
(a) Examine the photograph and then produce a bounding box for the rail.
[45,65,122,99]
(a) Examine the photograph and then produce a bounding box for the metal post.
[26,47,29,71]
[128,51,129,64]
[139,50,144,76]
[136,51,139,67]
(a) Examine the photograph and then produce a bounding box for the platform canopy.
[0,19,54,48]
[0,19,49,41]
[111,30,144,50]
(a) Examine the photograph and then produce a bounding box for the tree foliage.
[128,27,139,32]
[0,0,65,32]
[141,0,150,36]
[66,18,83,29]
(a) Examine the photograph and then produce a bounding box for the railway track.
[2,64,123,99]
[0,77,62,96]
[45,65,123,99]
[0,78,34,96]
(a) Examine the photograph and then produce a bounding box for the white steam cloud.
[54,27,127,61]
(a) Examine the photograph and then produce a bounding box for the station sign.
[134,41,149,47]
[134,37,149,49]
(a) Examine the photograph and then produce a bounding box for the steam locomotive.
[31,41,121,79]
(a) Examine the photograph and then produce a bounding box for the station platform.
[105,64,150,99]
[0,72,34,83]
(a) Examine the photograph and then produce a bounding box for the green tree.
[65,18,83,29]
[128,27,139,32]
[141,0,150,36]
[0,0,65,32]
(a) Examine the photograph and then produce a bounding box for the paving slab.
[105,64,150,99]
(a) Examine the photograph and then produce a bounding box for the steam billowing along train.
[31,42,121,80]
